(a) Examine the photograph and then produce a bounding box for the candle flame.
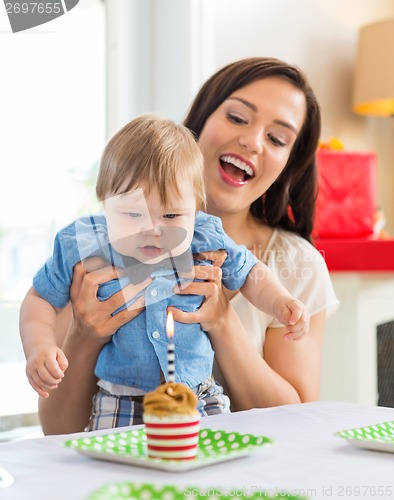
[166,311,174,338]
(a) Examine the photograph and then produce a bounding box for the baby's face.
[104,179,197,264]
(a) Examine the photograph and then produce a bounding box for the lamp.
[353,18,394,117]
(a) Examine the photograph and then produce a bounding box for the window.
[0,0,106,417]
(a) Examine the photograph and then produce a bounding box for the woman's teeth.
[220,155,254,178]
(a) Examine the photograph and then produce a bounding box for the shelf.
[314,238,394,271]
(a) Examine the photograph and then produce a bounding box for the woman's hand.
[70,259,151,345]
[168,250,231,333]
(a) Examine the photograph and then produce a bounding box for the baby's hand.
[274,298,310,341]
[26,344,69,398]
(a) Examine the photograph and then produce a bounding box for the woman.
[39,57,338,434]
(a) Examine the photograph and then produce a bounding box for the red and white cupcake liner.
[143,414,201,460]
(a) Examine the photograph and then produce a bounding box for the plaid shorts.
[85,376,230,431]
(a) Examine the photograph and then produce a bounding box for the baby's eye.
[163,214,178,219]
[227,113,248,125]
[268,133,286,147]
[127,212,142,218]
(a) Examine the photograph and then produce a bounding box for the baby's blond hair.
[96,115,206,209]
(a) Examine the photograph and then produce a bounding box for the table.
[1,402,393,500]
[314,238,394,272]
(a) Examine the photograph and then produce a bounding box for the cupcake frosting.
[143,382,198,417]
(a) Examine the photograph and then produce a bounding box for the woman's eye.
[127,212,141,218]
[227,113,247,125]
[268,134,286,147]
[164,214,178,219]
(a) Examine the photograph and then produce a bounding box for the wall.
[109,0,394,232]
[106,0,214,134]
[208,0,394,233]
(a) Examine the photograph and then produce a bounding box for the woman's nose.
[239,128,263,155]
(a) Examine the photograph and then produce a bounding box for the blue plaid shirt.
[33,211,258,391]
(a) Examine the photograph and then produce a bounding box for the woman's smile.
[219,154,255,186]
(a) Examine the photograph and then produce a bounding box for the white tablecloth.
[1,402,393,500]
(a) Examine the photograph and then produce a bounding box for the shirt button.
[150,289,158,297]
[152,330,160,339]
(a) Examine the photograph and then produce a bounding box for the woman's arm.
[170,260,325,410]
[209,308,325,410]
[39,261,149,435]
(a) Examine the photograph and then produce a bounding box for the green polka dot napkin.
[335,420,394,453]
[65,428,274,472]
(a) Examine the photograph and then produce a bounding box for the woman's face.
[198,77,306,216]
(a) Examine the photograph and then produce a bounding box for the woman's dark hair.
[184,57,321,242]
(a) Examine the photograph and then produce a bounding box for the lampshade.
[353,18,394,117]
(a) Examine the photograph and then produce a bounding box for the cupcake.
[143,382,201,460]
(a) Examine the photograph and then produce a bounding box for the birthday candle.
[166,311,175,382]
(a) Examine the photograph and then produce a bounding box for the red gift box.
[313,150,377,238]
[314,238,394,271]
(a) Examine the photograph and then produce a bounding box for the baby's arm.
[20,288,69,397]
[240,262,309,341]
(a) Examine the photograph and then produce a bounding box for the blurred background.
[0,0,393,432]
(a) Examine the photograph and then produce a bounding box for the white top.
[230,228,339,354]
